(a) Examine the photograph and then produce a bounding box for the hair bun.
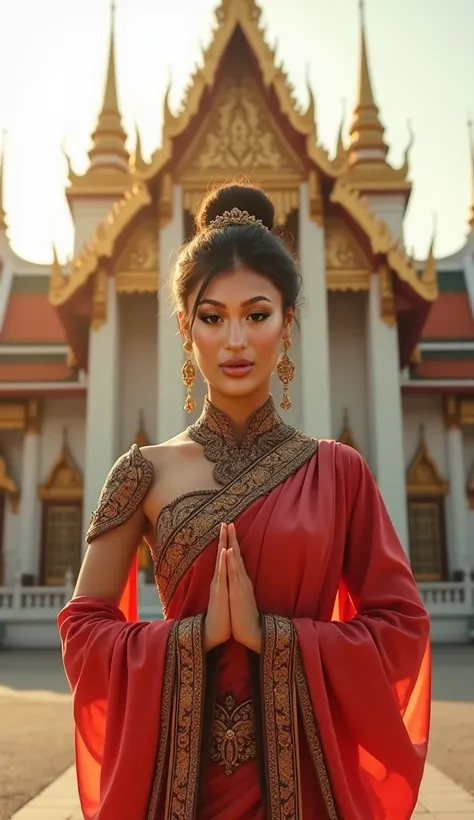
[196,183,275,233]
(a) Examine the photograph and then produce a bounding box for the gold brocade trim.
[86,444,154,542]
[146,623,178,820]
[261,614,302,820]
[295,649,339,820]
[211,695,256,775]
[154,432,318,610]
[165,615,205,820]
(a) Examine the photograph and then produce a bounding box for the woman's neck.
[205,386,272,444]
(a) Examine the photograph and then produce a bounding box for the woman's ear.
[282,307,295,340]
[177,311,190,342]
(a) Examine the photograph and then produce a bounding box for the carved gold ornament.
[39,431,83,502]
[0,453,19,512]
[182,341,197,413]
[406,429,448,497]
[276,338,295,410]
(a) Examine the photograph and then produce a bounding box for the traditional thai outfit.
[58,398,430,820]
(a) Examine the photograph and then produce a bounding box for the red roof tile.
[415,360,474,379]
[421,292,474,339]
[0,363,72,382]
[0,294,67,343]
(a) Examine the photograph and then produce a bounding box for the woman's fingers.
[214,523,227,581]
[228,524,246,577]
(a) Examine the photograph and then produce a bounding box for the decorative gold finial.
[50,244,66,297]
[0,130,7,232]
[420,214,437,294]
[468,116,474,229]
[88,0,129,168]
[348,1,388,166]
[334,99,347,166]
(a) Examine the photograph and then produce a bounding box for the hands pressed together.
[204,523,262,654]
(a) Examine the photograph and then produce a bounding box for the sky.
[0,0,473,265]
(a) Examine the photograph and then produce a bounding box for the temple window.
[406,428,448,581]
[39,431,83,586]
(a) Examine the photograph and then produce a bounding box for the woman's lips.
[220,361,254,378]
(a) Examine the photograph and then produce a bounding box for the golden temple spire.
[468,117,474,229]
[348,1,388,165]
[88,0,129,167]
[0,130,7,232]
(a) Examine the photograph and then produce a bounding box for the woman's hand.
[227,523,262,653]
[204,524,232,652]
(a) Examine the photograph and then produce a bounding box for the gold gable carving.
[39,434,83,502]
[0,453,19,512]
[177,72,304,184]
[467,465,474,510]
[406,430,448,497]
[116,219,158,294]
[325,219,370,291]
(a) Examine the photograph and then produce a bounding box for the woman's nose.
[224,320,248,350]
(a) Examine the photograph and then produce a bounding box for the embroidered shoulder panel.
[86,443,154,542]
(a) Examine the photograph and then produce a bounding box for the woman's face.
[180,266,293,404]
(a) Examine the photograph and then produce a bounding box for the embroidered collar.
[186,395,294,485]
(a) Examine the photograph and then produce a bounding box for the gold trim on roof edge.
[330,179,438,302]
[49,182,151,308]
[143,0,337,181]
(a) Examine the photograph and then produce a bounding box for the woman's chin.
[210,372,267,398]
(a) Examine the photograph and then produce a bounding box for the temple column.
[366,272,409,551]
[298,182,331,438]
[444,397,470,575]
[82,274,119,544]
[156,184,185,443]
[19,400,41,582]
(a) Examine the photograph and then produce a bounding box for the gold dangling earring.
[276,338,295,410]
[181,340,197,413]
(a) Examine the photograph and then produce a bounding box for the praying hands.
[203,522,262,653]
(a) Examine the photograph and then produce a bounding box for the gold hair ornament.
[207,208,270,232]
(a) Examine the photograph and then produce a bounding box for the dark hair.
[171,183,302,328]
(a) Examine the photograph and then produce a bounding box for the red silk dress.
[59,399,430,820]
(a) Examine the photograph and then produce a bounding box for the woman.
[59,184,431,820]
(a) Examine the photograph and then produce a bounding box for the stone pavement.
[7,761,474,820]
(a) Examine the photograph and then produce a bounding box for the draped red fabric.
[59,440,430,820]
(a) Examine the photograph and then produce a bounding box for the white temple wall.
[366,195,406,243]
[462,428,474,572]
[0,430,22,585]
[118,294,157,451]
[328,291,369,456]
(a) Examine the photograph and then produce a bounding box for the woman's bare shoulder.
[140,430,199,471]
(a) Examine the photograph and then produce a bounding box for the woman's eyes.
[198,311,270,325]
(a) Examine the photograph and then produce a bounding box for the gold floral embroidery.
[211,695,256,775]
[164,615,205,820]
[86,443,153,542]
[154,432,318,611]
[146,623,178,820]
[261,614,302,820]
[295,649,339,819]
[187,395,294,484]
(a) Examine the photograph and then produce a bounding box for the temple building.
[0,0,473,646]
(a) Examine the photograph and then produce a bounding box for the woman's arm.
[73,443,153,602]
[73,506,145,602]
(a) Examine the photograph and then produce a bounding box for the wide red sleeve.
[58,597,204,820]
[268,446,430,820]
